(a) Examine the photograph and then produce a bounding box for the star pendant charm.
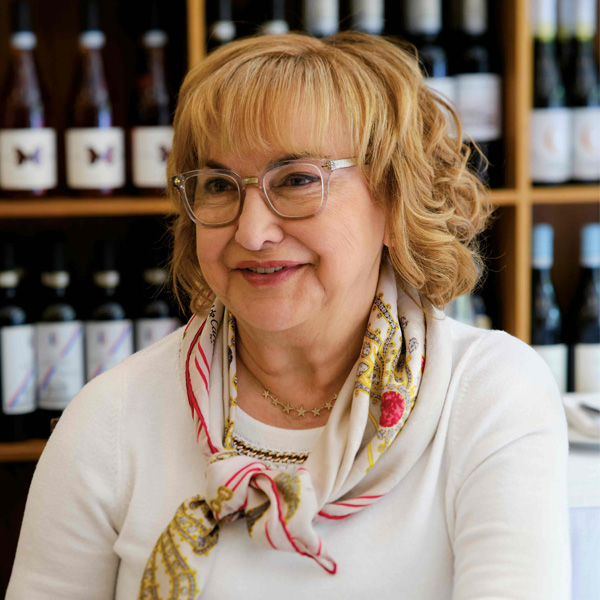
[311,407,321,416]
[296,407,307,418]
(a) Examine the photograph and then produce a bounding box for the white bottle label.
[574,343,600,393]
[135,318,181,351]
[455,74,502,142]
[36,321,85,410]
[0,128,57,190]
[304,0,339,36]
[351,0,384,33]
[85,320,133,381]
[532,343,568,393]
[572,107,600,181]
[530,108,572,183]
[65,127,125,189]
[426,77,458,137]
[1,325,36,415]
[260,20,290,35]
[131,126,173,188]
[405,0,441,34]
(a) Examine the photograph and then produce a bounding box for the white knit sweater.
[7,318,571,599]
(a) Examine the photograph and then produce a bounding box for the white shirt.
[7,318,571,599]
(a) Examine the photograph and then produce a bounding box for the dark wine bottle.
[304,0,339,37]
[452,0,503,187]
[0,239,35,442]
[531,223,567,392]
[65,0,125,195]
[530,0,571,184]
[0,0,57,198]
[567,0,600,183]
[135,266,181,351]
[207,0,237,51]
[557,0,575,79]
[351,0,384,35]
[259,0,290,35]
[35,237,85,438]
[568,223,600,392]
[85,241,133,382]
[404,0,456,121]
[131,2,173,195]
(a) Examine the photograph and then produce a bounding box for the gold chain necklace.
[246,369,338,419]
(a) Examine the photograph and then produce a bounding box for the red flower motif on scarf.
[379,390,405,428]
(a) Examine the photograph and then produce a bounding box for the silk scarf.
[139,259,426,599]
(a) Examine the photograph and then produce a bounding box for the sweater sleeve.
[447,331,571,600]
[6,369,122,599]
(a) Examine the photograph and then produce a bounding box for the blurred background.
[0,0,598,595]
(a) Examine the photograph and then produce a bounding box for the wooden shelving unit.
[0,0,598,467]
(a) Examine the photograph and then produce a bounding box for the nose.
[234,183,285,251]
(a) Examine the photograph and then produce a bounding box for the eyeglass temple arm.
[324,158,357,172]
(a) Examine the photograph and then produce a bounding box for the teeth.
[246,266,286,274]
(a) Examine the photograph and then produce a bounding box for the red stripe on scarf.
[198,340,211,375]
[225,461,265,488]
[185,321,218,454]
[194,356,209,393]
[317,511,352,520]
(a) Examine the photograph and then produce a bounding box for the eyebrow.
[204,153,313,170]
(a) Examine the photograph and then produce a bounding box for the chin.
[234,300,309,333]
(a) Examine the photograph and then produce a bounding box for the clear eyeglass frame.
[172,157,358,227]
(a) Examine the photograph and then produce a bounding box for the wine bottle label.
[135,318,181,351]
[531,343,568,393]
[210,21,236,43]
[351,0,384,34]
[0,128,57,190]
[574,0,597,39]
[66,127,125,189]
[426,77,458,138]
[574,343,600,393]
[455,74,502,142]
[462,0,486,35]
[260,20,290,35]
[304,0,339,36]
[405,0,441,34]
[85,320,133,382]
[131,126,173,188]
[1,325,35,416]
[36,321,85,410]
[572,107,600,181]
[530,108,572,183]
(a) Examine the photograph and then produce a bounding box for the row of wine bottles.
[0,237,181,442]
[209,0,504,187]
[0,0,173,197]
[530,222,600,394]
[531,0,600,184]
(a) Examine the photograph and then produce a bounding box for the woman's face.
[195,134,388,335]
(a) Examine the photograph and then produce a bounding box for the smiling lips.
[234,261,306,286]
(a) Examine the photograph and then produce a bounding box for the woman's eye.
[284,173,320,186]
[205,178,235,194]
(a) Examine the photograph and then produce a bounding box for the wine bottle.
[131,3,173,194]
[207,0,236,51]
[569,223,600,392]
[567,0,600,183]
[351,0,384,35]
[404,0,456,124]
[452,0,503,186]
[85,241,133,382]
[530,0,572,184]
[135,266,181,351]
[0,239,35,442]
[530,223,567,392]
[259,0,290,35]
[557,0,575,78]
[304,0,339,37]
[0,0,57,197]
[65,0,125,195]
[35,237,85,438]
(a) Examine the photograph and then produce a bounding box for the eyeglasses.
[172,157,357,227]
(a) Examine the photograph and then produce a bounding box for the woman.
[8,32,569,599]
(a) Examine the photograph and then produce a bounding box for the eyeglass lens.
[184,163,325,224]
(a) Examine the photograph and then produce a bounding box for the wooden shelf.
[0,439,46,463]
[489,189,519,206]
[0,197,173,219]
[530,185,600,205]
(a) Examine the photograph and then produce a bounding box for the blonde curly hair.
[167,31,493,314]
